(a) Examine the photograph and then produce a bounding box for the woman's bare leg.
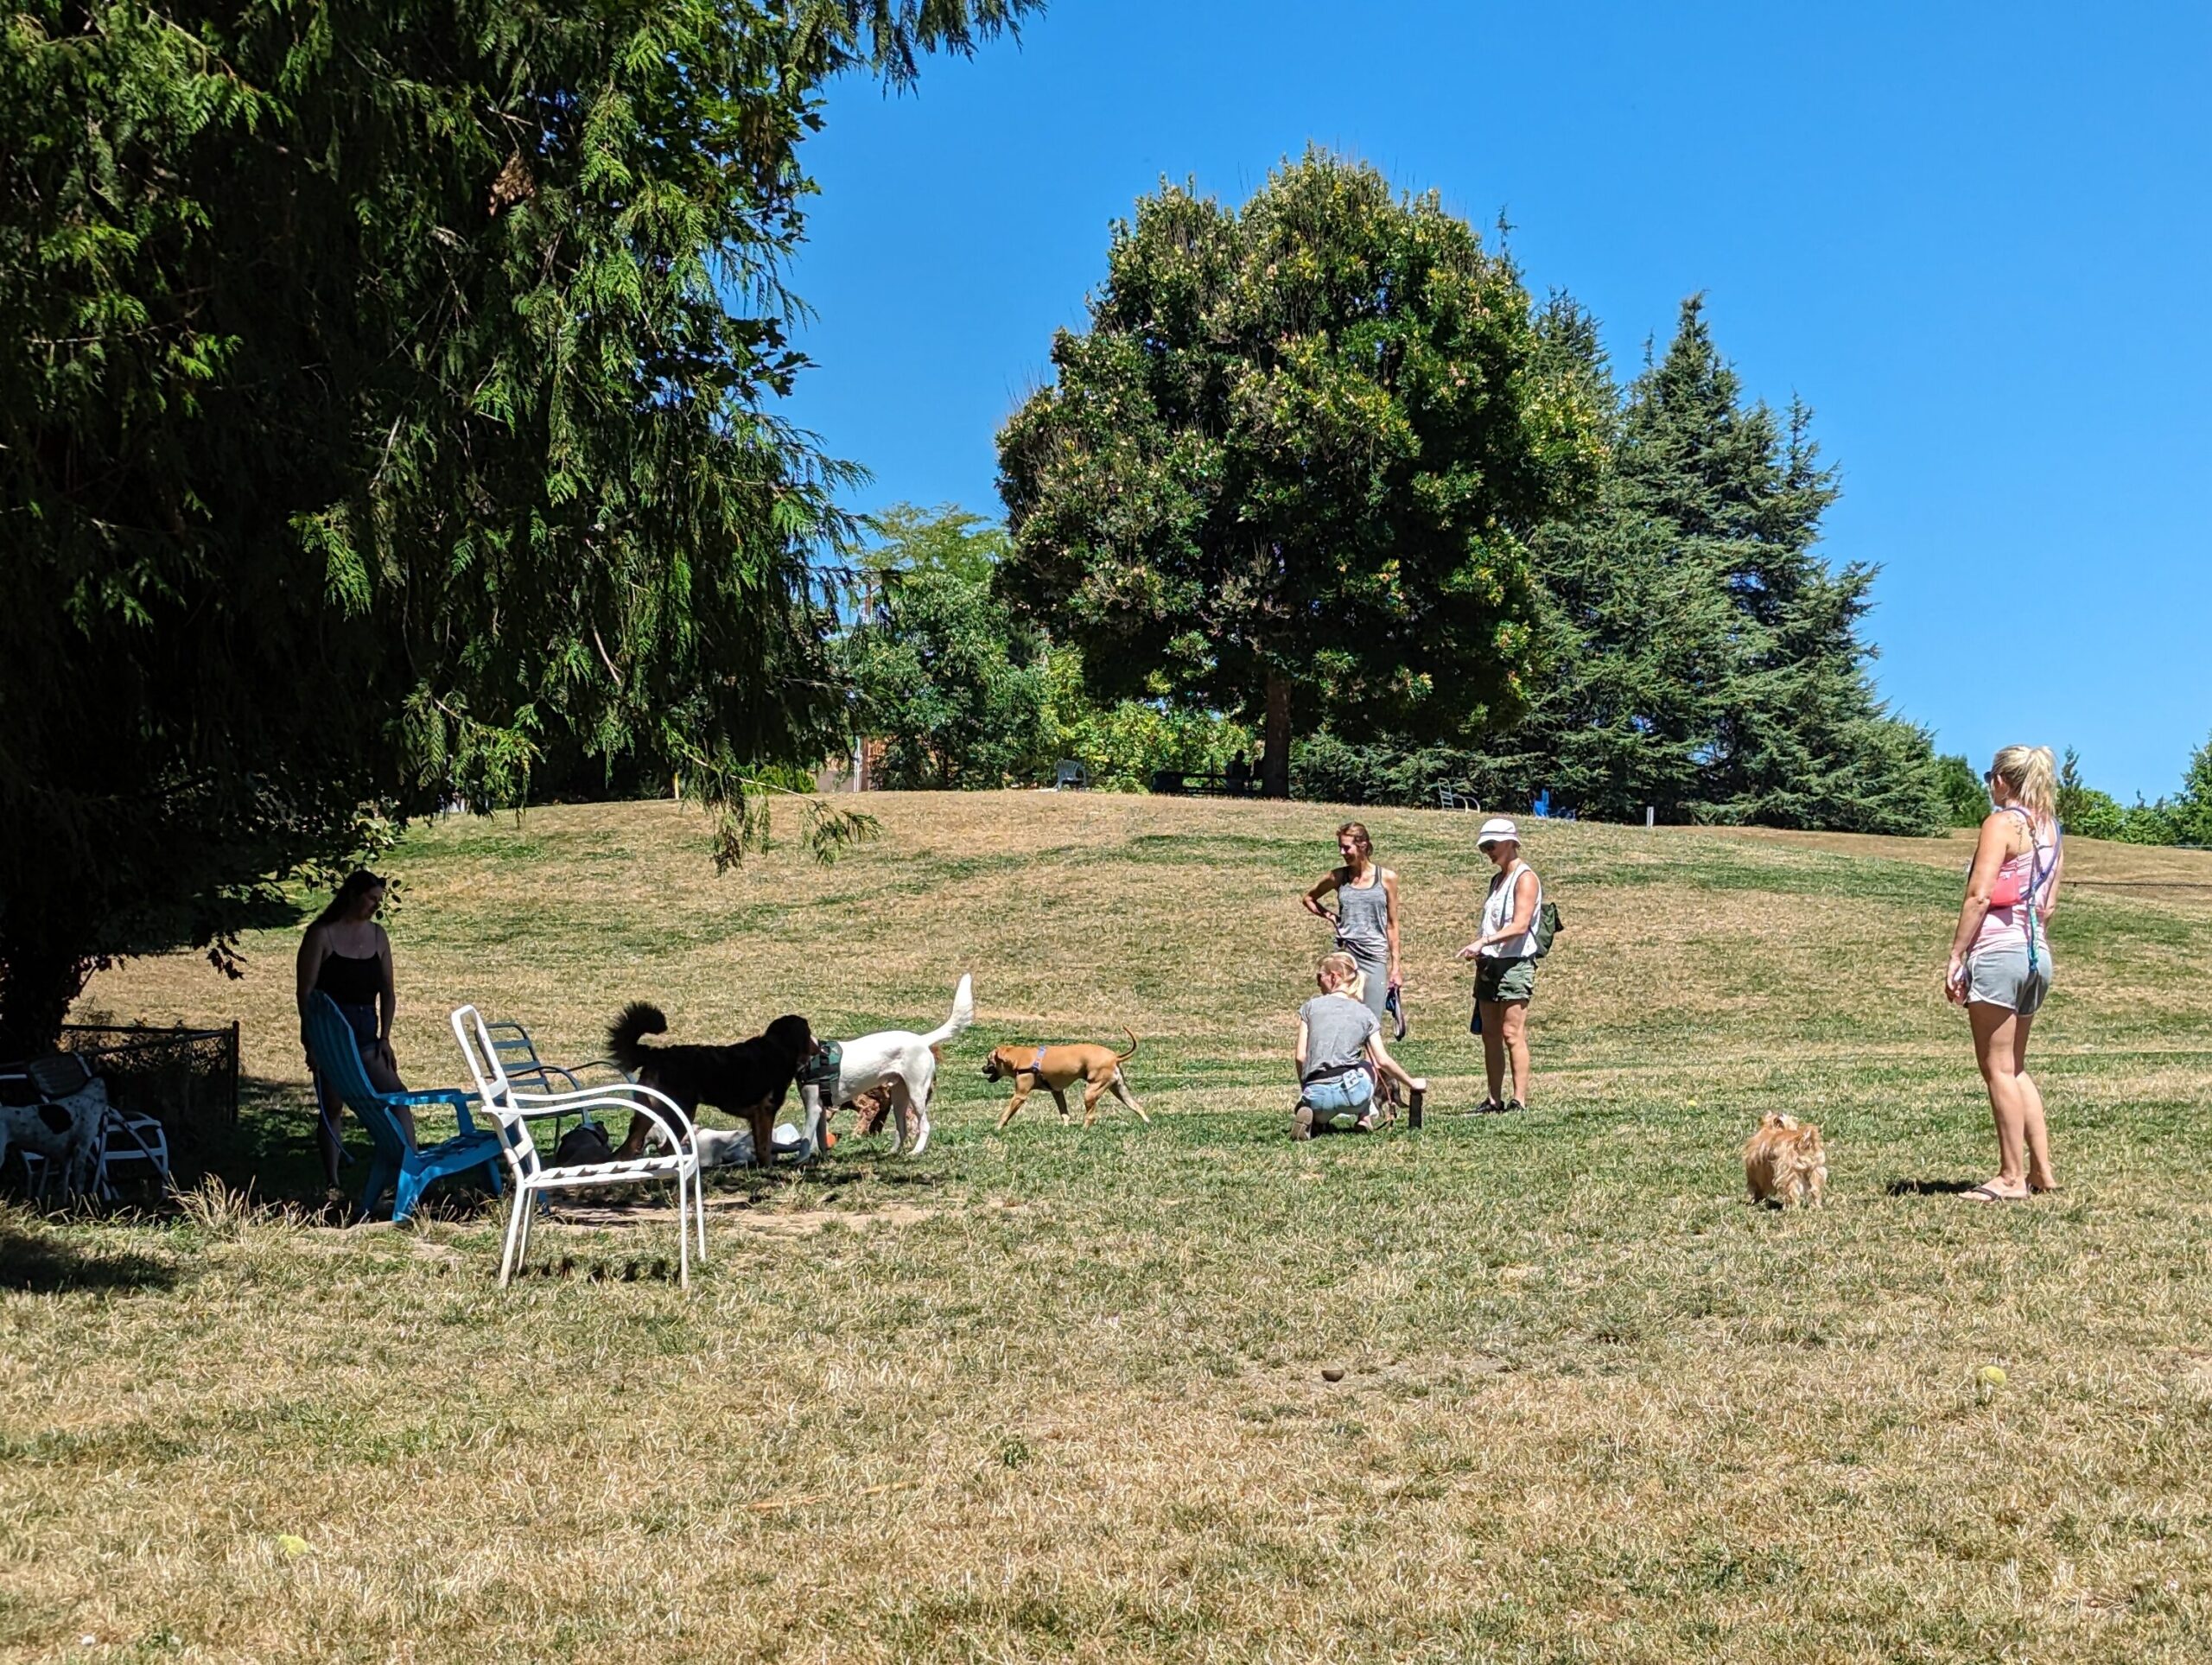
[361,1046,418,1147]
[1478,1002,1507,1104]
[1499,1001,1531,1105]
[313,1076,345,1189]
[2011,1013,2056,1190]
[1968,1002,2029,1197]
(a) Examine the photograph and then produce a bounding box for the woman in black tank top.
[296,869,410,1190]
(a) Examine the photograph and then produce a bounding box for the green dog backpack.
[1531,899,1563,957]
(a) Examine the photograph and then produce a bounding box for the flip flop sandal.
[1476,1098,1505,1116]
[1962,1183,2028,1203]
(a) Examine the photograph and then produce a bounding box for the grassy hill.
[10,792,2212,1661]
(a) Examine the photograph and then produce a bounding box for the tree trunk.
[1262,670,1293,799]
[0,935,93,1060]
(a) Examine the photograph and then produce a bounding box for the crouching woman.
[1294,951,1427,1137]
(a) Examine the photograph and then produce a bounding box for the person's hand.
[1943,956,1968,1005]
[1409,1077,1428,1095]
[1455,942,1483,962]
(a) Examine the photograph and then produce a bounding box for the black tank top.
[315,950,382,1005]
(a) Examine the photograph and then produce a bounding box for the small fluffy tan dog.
[1744,1111,1827,1207]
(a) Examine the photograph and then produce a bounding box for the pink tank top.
[1973,811,2056,954]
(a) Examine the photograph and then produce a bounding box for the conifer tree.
[0,0,1039,1053]
[1523,298,1944,832]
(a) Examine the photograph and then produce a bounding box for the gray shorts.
[1967,939,2050,1016]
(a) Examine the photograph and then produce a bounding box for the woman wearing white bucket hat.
[1455,817,1541,1113]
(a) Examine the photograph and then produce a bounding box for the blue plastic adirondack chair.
[303,993,503,1223]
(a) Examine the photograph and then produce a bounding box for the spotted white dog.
[0,1078,107,1198]
[797,974,973,1157]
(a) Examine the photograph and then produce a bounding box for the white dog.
[676,1121,807,1170]
[798,974,973,1157]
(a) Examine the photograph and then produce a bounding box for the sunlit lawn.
[7,792,2212,1662]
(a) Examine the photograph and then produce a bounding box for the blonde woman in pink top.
[1944,745,2064,1202]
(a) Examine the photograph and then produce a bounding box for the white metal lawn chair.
[450,1004,706,1287]
[98,1105,171,1198]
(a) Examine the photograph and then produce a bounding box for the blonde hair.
[1316,951,1365,1001]
[1990,745,2058,822]
[1336,822,1371,856]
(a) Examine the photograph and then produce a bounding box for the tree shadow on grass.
[0,1215,180,1295]
[1884,1178,1988,1196]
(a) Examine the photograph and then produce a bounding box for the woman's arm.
[1294,1018,1310,1081]
[1501,867,1538,943]
[375,925,397,1056]
[1365,1033,1427,1095]
[295,927,323,1040]
[1946,813,2012,996]
[1301,870,1341,919]
[1383,869,1402,982]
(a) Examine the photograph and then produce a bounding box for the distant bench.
[1148,770,1254,798]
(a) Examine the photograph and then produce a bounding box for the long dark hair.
[313,870,387,929]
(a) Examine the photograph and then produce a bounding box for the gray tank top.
[1334,870,1390,957]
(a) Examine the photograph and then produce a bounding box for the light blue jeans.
[1303,1067,1375,1128]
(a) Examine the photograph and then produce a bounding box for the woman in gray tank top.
[1300,822,1400,1024]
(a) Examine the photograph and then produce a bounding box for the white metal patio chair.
[450,1004,707,1288]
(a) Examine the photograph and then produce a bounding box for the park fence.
[58,1021,240,1153]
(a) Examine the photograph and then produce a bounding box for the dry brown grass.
[7,792,2212,1662]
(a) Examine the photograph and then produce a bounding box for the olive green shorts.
[1475,955,1536,1005]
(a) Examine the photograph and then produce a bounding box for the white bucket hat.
[1476,817,1520,849]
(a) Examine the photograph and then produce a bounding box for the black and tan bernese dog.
[607,1002,814,1167]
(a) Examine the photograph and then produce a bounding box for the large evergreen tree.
[995,149,1604,799]
[0,0,1039,1053]
[1523,298,1944,832]
[1501,299,1739,820]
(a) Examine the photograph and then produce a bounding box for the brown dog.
[835,1048,937,1140]
[1744,1111,1827,1207]
[983,1031,1148,1129]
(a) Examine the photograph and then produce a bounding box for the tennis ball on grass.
[275,1535,312,1557]
[1978,1366,2007,1388]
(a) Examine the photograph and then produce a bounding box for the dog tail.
[1116,1027,1139,1064]
[607,1001,668,1072]
[923,973,974,1050]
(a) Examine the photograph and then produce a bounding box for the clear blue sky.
[781,0,2211,802]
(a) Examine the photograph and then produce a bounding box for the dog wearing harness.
[982,1030,1148,1131]
[793,975,973,1158]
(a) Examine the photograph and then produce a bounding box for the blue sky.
[781,0,2210,802]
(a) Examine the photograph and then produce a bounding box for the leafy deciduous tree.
[995,149,1604,799]
[843,508,1052,788]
